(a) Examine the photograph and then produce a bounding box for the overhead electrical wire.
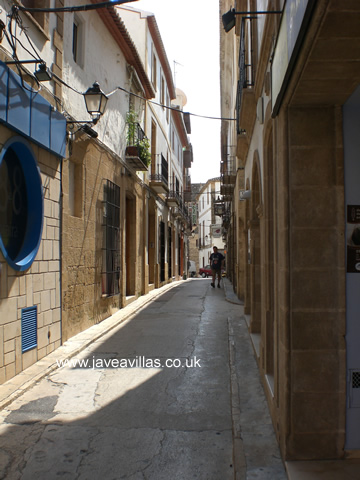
[112,86,236,122]
[6,2,237,123]
[13,0,139,14]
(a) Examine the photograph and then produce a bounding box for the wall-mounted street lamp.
[222,8,282,32]
[5,58,53,81]
[34,63,52,81]
[4,57,107,137]
[67,82,108,128]
[83,82,108,121]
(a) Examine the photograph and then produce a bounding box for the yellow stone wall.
[0,128,62,383]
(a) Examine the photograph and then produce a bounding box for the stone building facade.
[0,1,66,382]
[0,2,192,381]
[220,0,360,460]
[61,5,193,341]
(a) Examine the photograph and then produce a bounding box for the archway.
[263,121,275,383]
[249,153,262,334]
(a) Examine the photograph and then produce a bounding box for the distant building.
[196,178,225,269]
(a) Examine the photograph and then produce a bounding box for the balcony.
[184,174,191,202]
[221,157,236,185]
[173,197,190,224]
[167,188,180,207]
[183,144,193,168]
[125,122,150,171]
[149,154,169,194]
[220,184,234,201]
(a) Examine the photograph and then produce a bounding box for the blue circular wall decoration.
[0,137,43,271]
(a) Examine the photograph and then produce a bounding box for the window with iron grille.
[102,180,121,296]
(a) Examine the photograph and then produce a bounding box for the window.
[0,137,43,272]
[166,92,170,122]
[151,51,157,89]
[21,0,49,34]
[72,21,78,62]
[102,180,121,297]
[72,15,83,66]
[160,75,165,106]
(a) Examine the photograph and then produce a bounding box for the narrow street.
[0,279,286,480]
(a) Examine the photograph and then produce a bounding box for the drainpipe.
[59,156,63,345]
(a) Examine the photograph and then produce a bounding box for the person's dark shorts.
[211,268,221,278]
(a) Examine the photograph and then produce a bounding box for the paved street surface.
[0,279,287,480]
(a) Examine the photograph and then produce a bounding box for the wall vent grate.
[21,306,37,353]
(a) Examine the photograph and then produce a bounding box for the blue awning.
[0,61,66,158]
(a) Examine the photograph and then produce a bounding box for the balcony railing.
[167,188,180,207]
[220,184,234,201]
[149,153,169,193]
[221,157,236,185]
[183,145,193,168]
[166,182,182,207]
[236,17,254,134]
[125,122,150,171]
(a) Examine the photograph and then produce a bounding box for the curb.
[223,278,244,305]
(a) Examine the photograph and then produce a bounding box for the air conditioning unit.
[239,190,251,201]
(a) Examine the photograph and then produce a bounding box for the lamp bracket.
[66,116,100,126]
[232,10,282,15]
[5,59,43,65]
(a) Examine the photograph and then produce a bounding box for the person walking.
[209,246,225,288]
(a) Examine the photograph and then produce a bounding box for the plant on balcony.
[126,109,137,145]
[137,136,151,167]
[125,109,151,168]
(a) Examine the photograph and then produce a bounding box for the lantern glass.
[84,82,108,116]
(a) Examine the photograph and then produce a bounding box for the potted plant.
[125,109,151,169]
[138,136,151,167]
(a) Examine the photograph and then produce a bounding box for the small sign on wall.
[347,205,360,272]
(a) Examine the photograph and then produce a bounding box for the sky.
[129,0,221,184]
